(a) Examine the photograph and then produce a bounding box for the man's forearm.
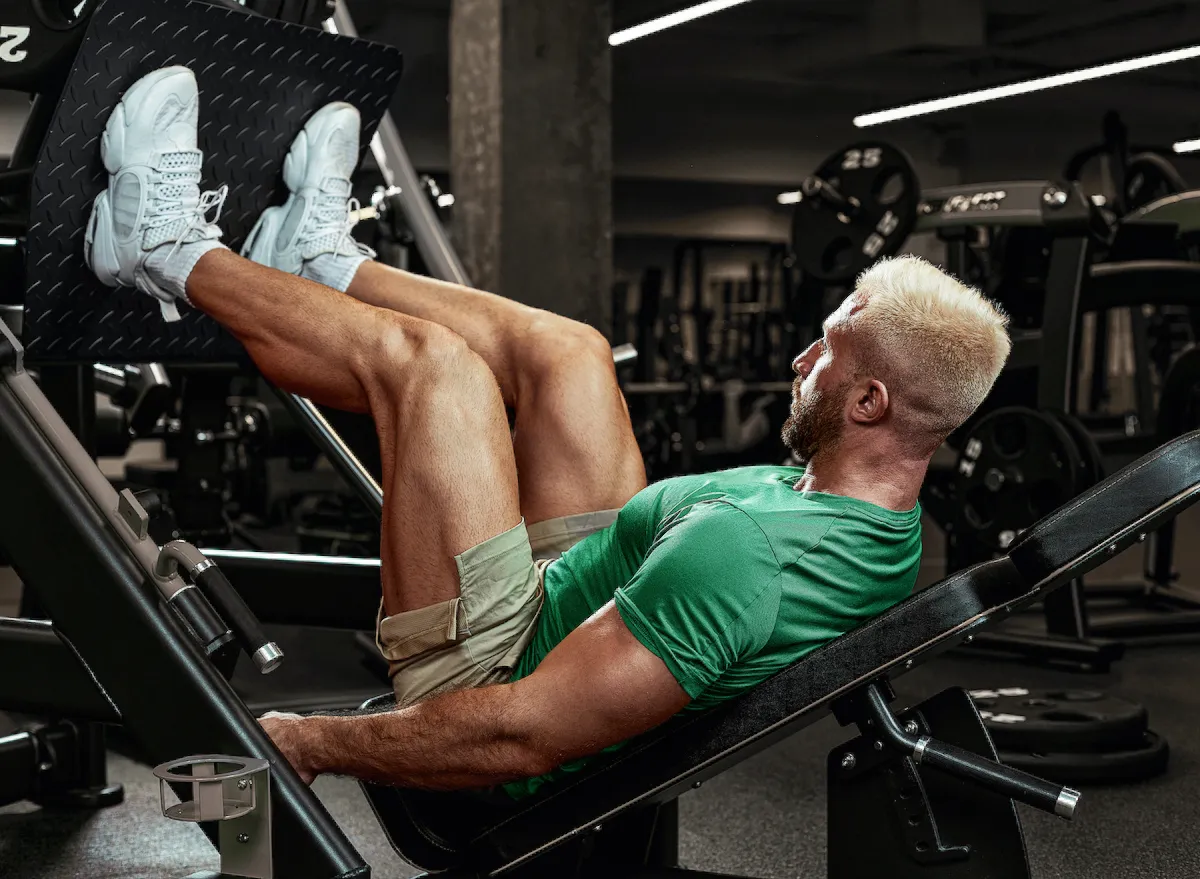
[304,683,554,790]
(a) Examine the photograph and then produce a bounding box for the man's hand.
[259,711,319,784]
[246,603,690,791]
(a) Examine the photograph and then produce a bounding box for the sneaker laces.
[299,177,376,260]
[144,149,227,263]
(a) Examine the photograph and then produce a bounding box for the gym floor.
[4,507,1200,879]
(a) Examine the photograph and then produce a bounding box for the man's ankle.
[145,239,228,310]
[303,251,370,293]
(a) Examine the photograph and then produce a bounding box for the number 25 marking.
[842,148,882,170]
[0,26,30,63]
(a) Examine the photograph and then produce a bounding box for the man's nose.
[793,350,813,377]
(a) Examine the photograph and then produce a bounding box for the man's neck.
[794,446,929,512]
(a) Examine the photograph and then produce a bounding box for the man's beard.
[782,379,849,463]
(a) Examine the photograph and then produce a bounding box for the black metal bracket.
[827,686,1034,879]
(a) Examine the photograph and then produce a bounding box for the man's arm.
[262,602,690,789]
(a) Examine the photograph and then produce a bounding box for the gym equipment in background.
[1063,111,1188,217]
[970,688,1169,785]
[790,142,920,283]
[616,242,800,481]
[909,165,1200,667]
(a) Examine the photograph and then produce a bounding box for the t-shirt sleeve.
[613,502,782,699]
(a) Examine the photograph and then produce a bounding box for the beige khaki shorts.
[375,510,619,706]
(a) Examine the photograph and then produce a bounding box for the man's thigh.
[510,337,647,525]
[377,509,618,706]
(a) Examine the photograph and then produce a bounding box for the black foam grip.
[168,585,235,656]
[195,565,271,660]
[921,738,1070,816]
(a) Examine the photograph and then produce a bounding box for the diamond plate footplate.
[24,0,403,363]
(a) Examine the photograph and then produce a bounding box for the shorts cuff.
[375,596,469,662]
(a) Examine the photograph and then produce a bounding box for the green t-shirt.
[504,465,922,799]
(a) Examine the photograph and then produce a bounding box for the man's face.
[782,304,857,462]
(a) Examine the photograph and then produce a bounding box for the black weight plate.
[953,406,1085,551]
[1044,410,1105,490]
[1000,730,1169,785]
[791,142,919,284]
[970,688,1147,752]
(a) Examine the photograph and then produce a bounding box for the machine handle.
[158,541,283,674]
[863,683,1080,820]
[914,736,1079,818]
[194,564,283,674]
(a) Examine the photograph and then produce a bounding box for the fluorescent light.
[777,190,802,205]
[436,193,456,208]
[202,548,381,567]
[1174,138,1200,153]
[610,0,760,46]
[0,237,17,246]
[855,44,1200,127]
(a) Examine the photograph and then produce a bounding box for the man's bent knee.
[519,313,614,390]
[359,317,491,394]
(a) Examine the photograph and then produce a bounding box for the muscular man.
[85,68,1011,799]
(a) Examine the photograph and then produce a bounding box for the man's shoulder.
[670,500,779,561]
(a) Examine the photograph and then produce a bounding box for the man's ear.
[852,379,888,424]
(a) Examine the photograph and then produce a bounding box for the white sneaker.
[241,101,374,289]
[84,66,226,321]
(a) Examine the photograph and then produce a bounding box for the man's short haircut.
[846,254,1012,452]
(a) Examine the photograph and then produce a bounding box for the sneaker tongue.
[156,150,203,202]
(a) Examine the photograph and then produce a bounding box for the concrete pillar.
[450,0,613,333]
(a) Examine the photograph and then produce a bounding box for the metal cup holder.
[153,755,273,878]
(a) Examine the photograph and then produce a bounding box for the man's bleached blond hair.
[844,255,1011,451]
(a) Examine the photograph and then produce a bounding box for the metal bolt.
[38,761,52,772]
[691,781,702,790]
[841,752,856,770]
[904,660,913,670]
[593,824,603,833]
[1043,187,1068,207]
[1138,533,1147,542]
[874,740,884,751]
[1109,543,1118,554]
[904,721,919,735]
[984,468,1006,492]
[237,780,249,791]
[237,833,250,844]
[965,634,974,643]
